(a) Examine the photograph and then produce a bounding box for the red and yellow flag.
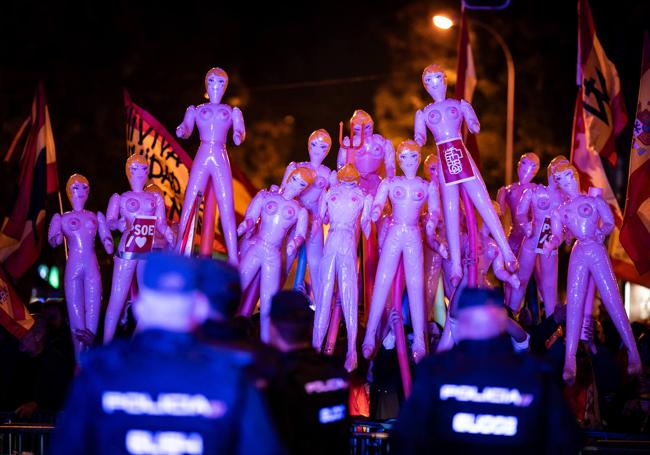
[619,32,650,279]
[0,266,34,339]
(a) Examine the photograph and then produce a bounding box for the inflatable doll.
[497,152,541,256]
[362,140,440,363]
[337,109,396,320]
[414,64,517,288]
[237,167,314,342]
[103,154,174,344]
[282,129,333,299]
[312,164,372,371]
[175,67,245,265]
[48,174,113,360]
[545,163,641,383]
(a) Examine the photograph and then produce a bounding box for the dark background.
[0,0,648,293]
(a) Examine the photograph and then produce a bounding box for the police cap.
[142,251,198,294]
[456,287,505,311]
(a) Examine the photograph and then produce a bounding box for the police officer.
[194,256,282,391]
[391,287,582,454]
[49,252,284,455]
[266,290,350,455]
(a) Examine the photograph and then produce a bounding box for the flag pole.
[57,191,68,259]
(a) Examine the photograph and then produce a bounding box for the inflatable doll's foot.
[345,350,358,372]
[411,339,427,364]
[627,354,642,376]
[362,339,376,360]
[562,360,577,385]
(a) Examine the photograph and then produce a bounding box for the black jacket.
[391,335,582,454]
[49,329,284,455]
[266,348,350,455]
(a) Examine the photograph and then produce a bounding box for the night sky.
[1,0,648,208]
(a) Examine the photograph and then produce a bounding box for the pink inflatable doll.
[497,152,541,256]
[545,163,641,383]
[237,167,315,342]
[175,67,245,265]
[313,164,372,371]
[414,64,517,288]
[282,129,333,300]
[48,174,113,360]
[362,140,441,363]
[103,155,174,344]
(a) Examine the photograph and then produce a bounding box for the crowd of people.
[1,250,649,454]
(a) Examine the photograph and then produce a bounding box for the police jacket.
[266,348,349,455]
[390,335,582,455]
[49,330,285,455]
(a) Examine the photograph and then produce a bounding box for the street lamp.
[433,14,516,185]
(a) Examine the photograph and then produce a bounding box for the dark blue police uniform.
[49,329,284,455]
[391,335,583,454]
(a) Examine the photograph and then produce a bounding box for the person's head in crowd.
[19,316,47,357]
[134,252,209,333]
[551,302,567,325]
[428,320,443,352]
[197,257,242,320]
[268,290,313,352]
[517,306,534,328]
[455,287,508,341]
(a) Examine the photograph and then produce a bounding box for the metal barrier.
[0,423,54,455]
[582,430,650,454]
[2,416,649,454]
[350,420,392,454]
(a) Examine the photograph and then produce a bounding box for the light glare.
[433,15,454,30]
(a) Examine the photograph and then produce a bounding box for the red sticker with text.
[124,215,156,255]
[535,216,552,254]
[436,138,476,186]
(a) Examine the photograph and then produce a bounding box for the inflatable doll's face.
[352,122,373,138]
[284,171,310,198]
[398,149,421,175]
[517,155,539,182]
[68,182,89,207]
[128,161,149,186]
[206,72,228,102]
[308,137,331,164]
[555,168,579,194]
[423,70,447,100]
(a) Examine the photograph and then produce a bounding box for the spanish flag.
[0,265,34,338]
[619,32,650,280]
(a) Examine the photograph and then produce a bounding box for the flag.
[0,82,59,278]
[572,96,623,226]
[124,91,255,253]
[575,0,628,167]
[571,0,627,226]
[619,32,650,278]
[0,265,34,338]
[454,8,480,164]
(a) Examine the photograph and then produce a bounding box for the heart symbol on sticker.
[135,236,147,248]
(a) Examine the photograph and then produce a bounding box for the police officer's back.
[49,252,283,455]
[391,288,582,455]
[193,257,282,387]
[266,290,350,455]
